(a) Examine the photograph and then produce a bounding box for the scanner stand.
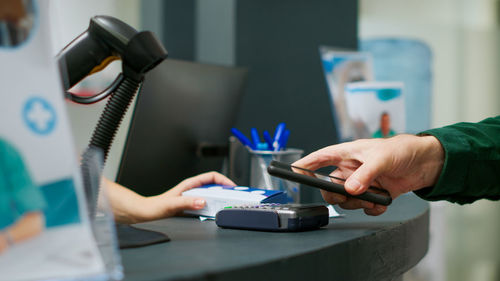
[115,224,170,249]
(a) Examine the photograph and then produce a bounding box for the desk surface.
[121,194,429,281]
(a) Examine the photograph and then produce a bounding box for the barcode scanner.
[57,15,167,103]
[57,16,169,248]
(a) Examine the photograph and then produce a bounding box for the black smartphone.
[267,160,392,206]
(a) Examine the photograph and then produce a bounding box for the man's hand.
[293,134,444,215]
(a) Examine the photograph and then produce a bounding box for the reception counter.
[121,194,429,281]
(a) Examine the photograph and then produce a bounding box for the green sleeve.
[414,116,500,204]
[2,141,46,214]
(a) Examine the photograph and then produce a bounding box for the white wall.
[195,0,236,65]
[360,0,500,125]
[360,0,463,127]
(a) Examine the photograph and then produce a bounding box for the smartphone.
[267,160,392,206]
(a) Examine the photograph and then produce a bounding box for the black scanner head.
[57,15,167,91]
[88,15,138,55]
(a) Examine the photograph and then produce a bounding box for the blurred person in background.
[0,138,46,254]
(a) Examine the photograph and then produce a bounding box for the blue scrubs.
[0,139,46,230]
[372,129,396,138]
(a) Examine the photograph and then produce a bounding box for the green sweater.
[414,116,500,204]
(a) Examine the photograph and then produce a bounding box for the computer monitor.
[116,59,247,196]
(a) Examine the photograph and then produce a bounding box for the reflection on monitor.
[116,59,247,196]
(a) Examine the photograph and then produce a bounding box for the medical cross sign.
[22,96,57,135]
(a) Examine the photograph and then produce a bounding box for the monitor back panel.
[117,59,247,196]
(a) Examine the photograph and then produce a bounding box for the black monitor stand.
[115,224,170,249]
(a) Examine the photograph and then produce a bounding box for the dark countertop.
[121,193,429,281]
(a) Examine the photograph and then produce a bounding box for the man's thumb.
[345,161,384,195]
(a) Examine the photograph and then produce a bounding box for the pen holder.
[248,148,303,203]
[227,136,303,203]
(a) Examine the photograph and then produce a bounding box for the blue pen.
[263,130,274,150]
[250,128,260,150]
[231,128,255,149]
[278,129,290,150]
[272,122,286,151]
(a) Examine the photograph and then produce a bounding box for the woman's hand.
[106,171,235,224]
[0,233,8,254]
